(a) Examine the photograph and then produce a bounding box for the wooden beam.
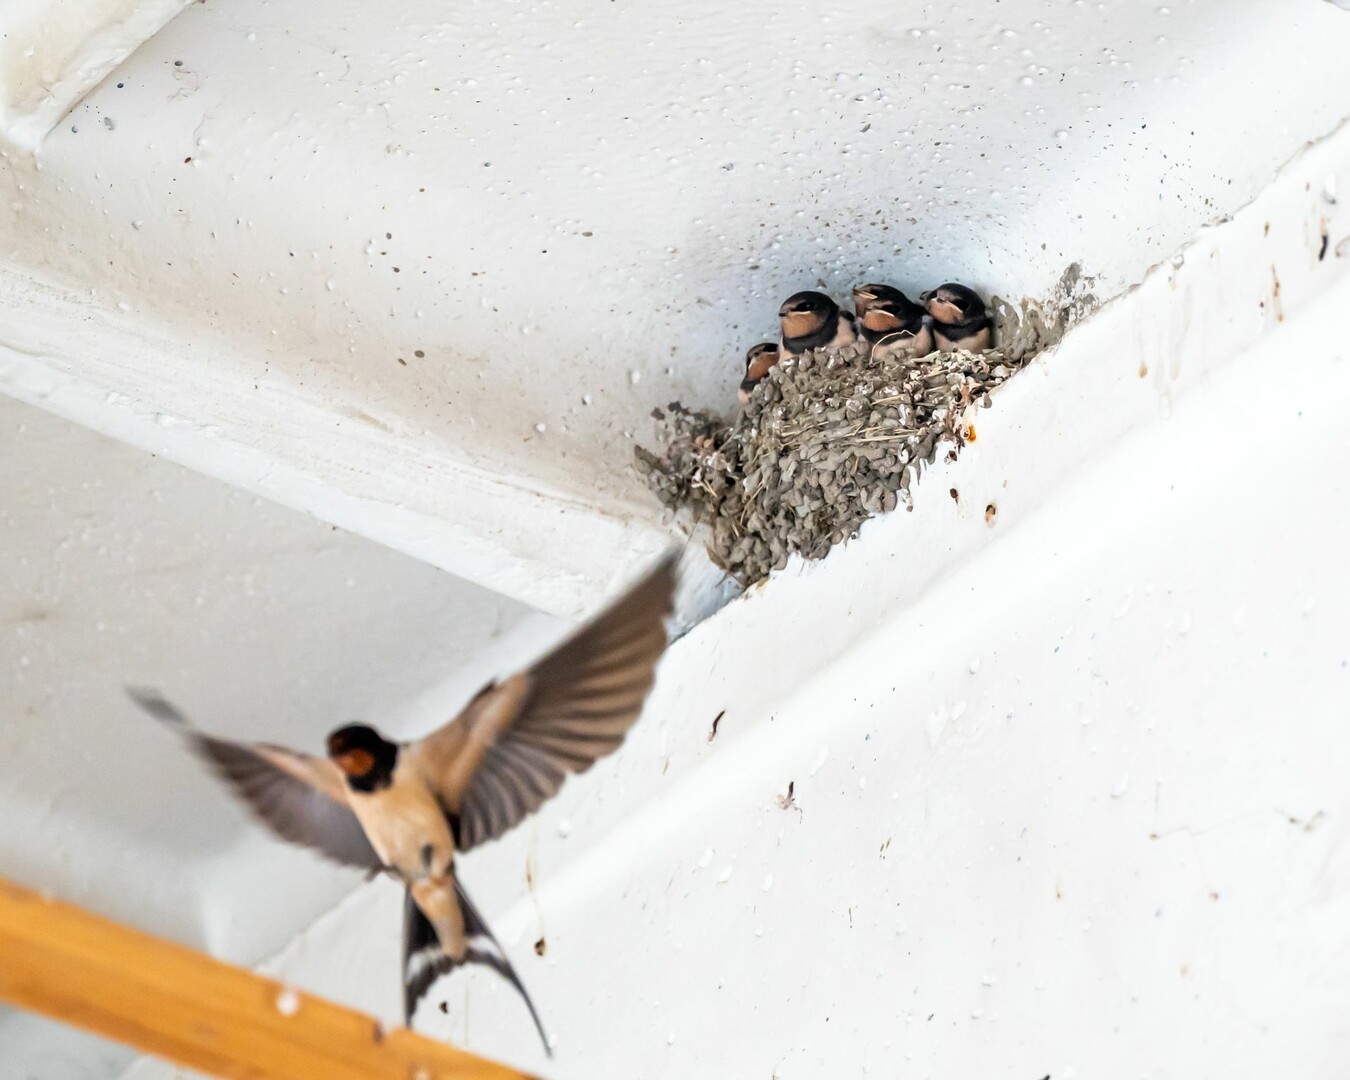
[0,877,536,1080]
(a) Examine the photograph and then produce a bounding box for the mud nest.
[635,341,1030,586]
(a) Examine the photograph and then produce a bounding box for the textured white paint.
[4,0,1350,608]
[119,110,1350,1080]
[0,0,192,149]
[0,263,672,619]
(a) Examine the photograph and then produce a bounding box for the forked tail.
[402,881,552,1057]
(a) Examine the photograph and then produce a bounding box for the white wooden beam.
[0,264,671,619]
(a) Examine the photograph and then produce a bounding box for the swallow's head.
[327,723,398,792]
[922,283,986,326]
[739,342,781,404]
[862,293,926,336]
[852,282,904,318]
[778,291,837,340]
[744,342,780,380]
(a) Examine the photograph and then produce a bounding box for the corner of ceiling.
[0,0,192,151]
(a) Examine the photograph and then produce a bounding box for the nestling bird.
[778,291,856,355]
[858,292,932,361]
[921,283,993,351]
[851,282,910,320]
[739,342,781,404]
[128,554,677,1056]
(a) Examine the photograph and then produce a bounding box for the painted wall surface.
[118,117,1350,1079]
[4,1,1350,611]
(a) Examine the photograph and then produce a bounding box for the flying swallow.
[778,291,856,355]
[851,282,909,320]
[858,292,932,361]
[129,555,677,1056]
[920,283,993,351]
[739,342,781,404]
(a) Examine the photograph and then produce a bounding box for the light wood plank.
[0,877,536,1080]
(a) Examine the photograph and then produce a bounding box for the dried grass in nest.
[635,340,1029,586]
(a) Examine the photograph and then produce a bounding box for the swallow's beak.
[919,289,933,303]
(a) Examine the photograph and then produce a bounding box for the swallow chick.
[129,554,677,1057]
[778,291,856,355]
[858,292,932,362]
[851,282,909,320]
[739,342,781,404]
[921,283,993,352]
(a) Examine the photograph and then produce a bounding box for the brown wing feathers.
[128,688,380,870]
[454,555,675,851]
[131,554,676,865]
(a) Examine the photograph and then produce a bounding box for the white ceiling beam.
[0,263,671,619]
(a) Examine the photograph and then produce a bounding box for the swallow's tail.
[402,882,551,1056]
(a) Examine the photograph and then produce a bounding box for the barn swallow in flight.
[851,282,909,320]
[921,283,993,351]
[778,291,856,355]
[129,555,677,1057]
[858,292,933,361]
[739,342,781,404]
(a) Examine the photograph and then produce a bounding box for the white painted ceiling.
[5,0,1350,614]
[3,0,1350,1075]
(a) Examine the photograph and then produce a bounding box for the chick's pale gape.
[129,553,677,1057]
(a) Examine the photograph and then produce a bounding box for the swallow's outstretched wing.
[128,687,381,870]
[402,881,550,1054]
[407,554,676,852]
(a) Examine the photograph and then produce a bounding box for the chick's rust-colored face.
[925,290,966,325]
[862,306,903,334]
[923,284,983,326]
[780,293,831,340]
[327,723,394,784]
[745,342,780,382]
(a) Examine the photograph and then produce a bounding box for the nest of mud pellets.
[635,340,1029,586]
